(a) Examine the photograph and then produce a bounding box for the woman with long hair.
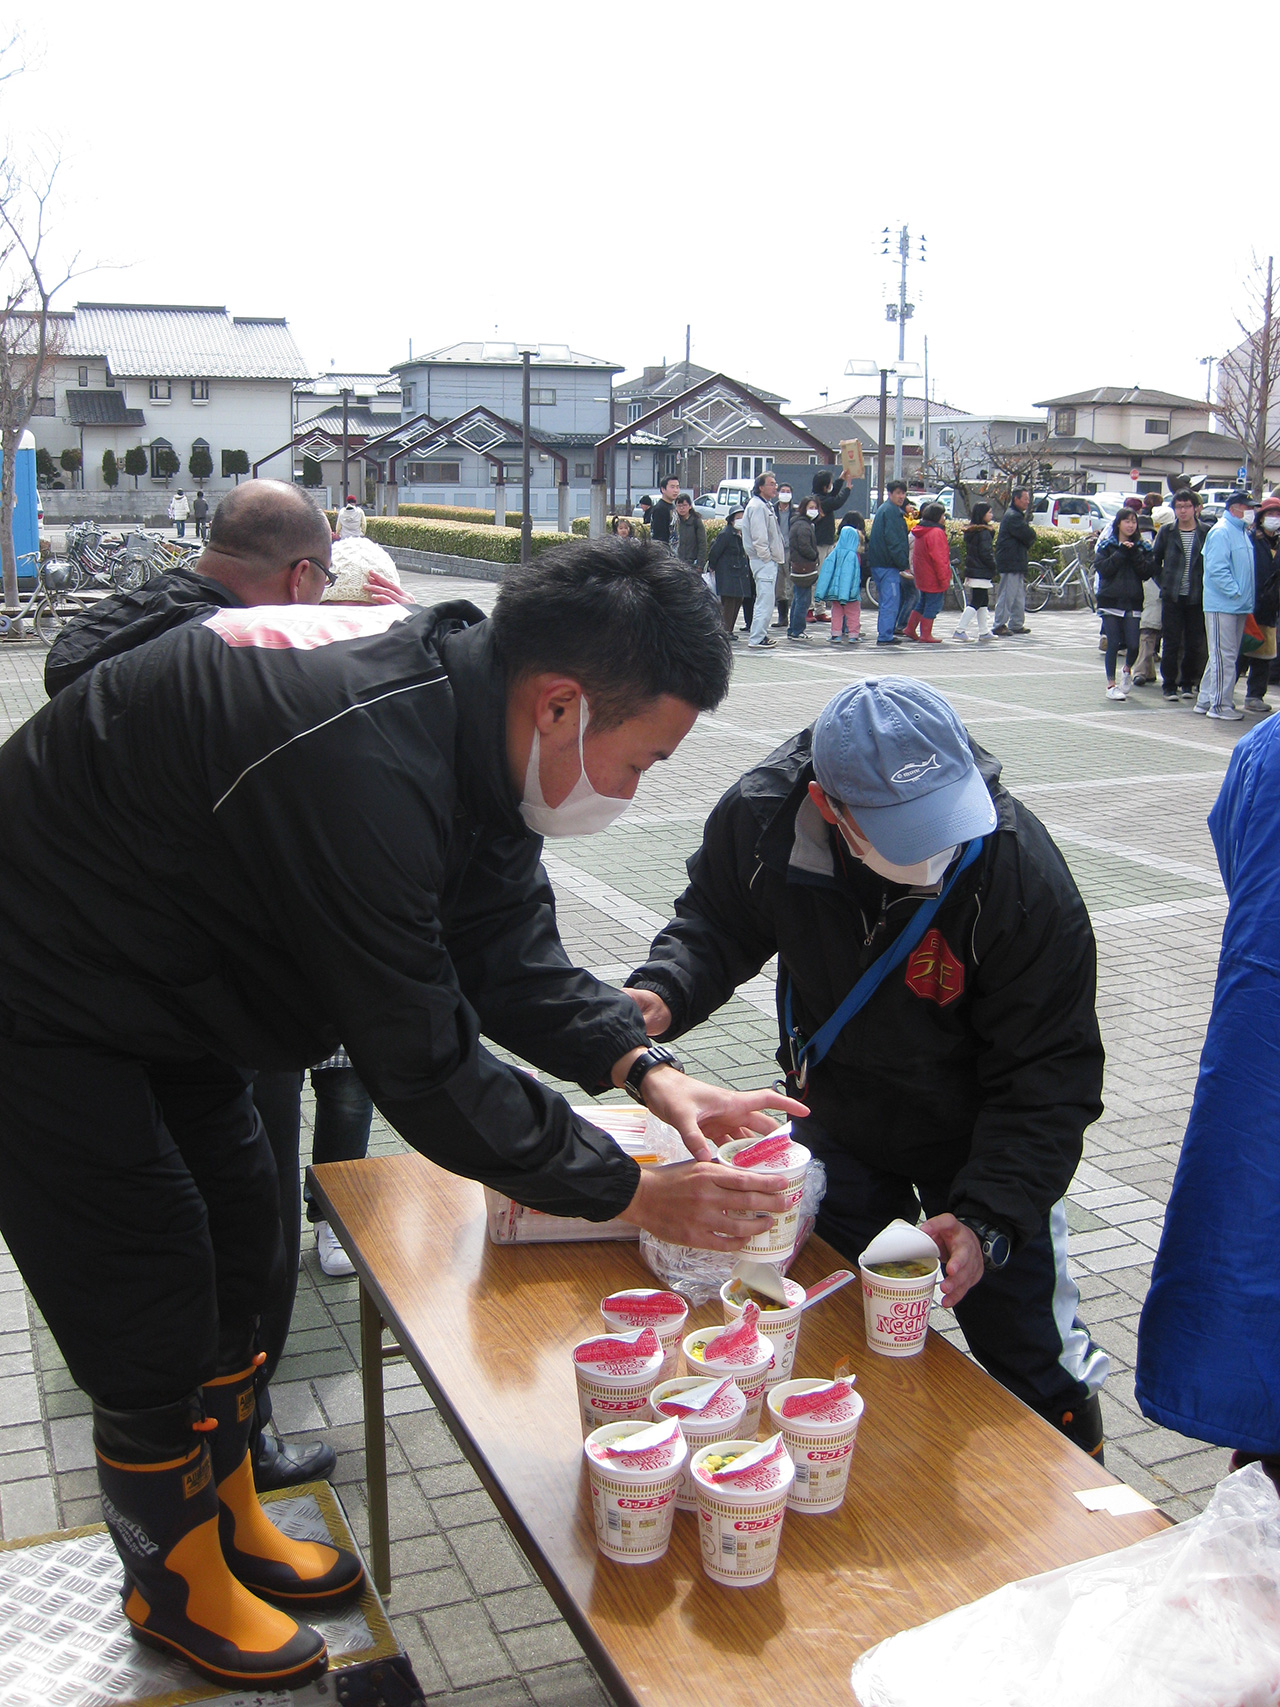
[954,501,997,642]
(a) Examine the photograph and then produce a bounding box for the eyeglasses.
[291,556,337,587]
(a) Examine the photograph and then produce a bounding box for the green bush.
[101,448,119,489]
[124,446,148,489]
[189,444,214,482]
[301,455,324,488]
[323,513,573,564]
[941,521,1084,566]
[35,447,56,484]
[399,503,507,524]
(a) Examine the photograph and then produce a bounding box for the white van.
[711,479,756,516]
[1031,493,1106,532]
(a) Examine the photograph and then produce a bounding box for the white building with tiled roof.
[31,302,310,495]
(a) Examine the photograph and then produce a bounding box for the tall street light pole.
[520,348,534,565]
[340,386,351,504]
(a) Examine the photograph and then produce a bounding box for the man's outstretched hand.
[630,1064,807,1163]
[920,1213,984,1307]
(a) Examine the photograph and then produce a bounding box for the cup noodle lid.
[691,1435,794,1498]
[573,1327,666,1384]
[600,1289,689,1331]
[721,1271,805,1315]
[767,1378,865,1431]
[684,1307,772,1376]
[858,1218,942,1281]
[584,1416,687,1476]
[651,1376,747,1429]
[719,1126,810,1176]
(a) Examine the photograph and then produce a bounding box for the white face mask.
[1264,515,1280,534]
[730,518,741,530]
[1244,510,1257,527]
[806,508,820,519]
[836,810,957,887]
[518,696,631,839]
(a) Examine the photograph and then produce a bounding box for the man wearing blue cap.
[626,676,1111,1456]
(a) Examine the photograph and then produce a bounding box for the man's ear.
[533,679,582,735]
[808,780,839,825]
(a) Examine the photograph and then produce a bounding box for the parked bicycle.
[1025,537,1097,613]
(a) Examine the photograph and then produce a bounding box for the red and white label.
[574,1327,661,1371]
[204,603,411,651]
[601,1290,686,1324]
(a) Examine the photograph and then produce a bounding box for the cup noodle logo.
[867,1287,931,1345]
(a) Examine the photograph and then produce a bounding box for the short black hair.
[638,495,653,510]
[1173,488,1198,506]
[1011,486,1030,502]
[887,480,907,495]
[839,511,864,534]
[812,470,833,494]
[920,503,946,525]
[492,538,732,728]
[660,473,680,491]
[677,492,693,506]
[970,500,992,526]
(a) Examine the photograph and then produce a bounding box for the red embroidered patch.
[904,929,965,1007]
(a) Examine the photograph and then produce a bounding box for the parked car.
[1031,492,1105,532]
[709,479,756,517]
[692,493,719,519]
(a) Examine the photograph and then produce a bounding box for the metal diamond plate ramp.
[0,1482,410,1707]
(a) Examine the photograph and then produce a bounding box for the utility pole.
[883,224,924,481]
[923,335,930,476]
[340,386,351,504]
[520,348,533,564]
[876,368,889,506]
[1199,354,1216,406]
[1253,255,1273,498]
[685,323,691,372]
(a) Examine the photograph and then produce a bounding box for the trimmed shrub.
[124,446,148,489]
[399,503,507,524]
[189,444,214,482]
[301,455,324,488]
[323,513,573,564]
[101,448,119,489]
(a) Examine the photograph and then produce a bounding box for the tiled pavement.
[0,572,1266,1702]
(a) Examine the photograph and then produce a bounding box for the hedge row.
[570,515,727,545]
[325,513,573,564]
[398,503,510,524]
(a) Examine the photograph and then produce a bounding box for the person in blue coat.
[814,512,864,644]
[1135,710,1280,1478]
[865,481,910,646]
[1195,488,1256,721]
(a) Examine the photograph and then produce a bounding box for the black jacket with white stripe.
[0,602,648,1219]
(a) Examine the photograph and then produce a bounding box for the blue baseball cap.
[810,678,997,863]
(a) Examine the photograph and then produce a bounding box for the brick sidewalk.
[0,579,1260,1703]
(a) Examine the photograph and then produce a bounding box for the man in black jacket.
[1153,489,1210,702]
[0,537,802,1687]
[625,677,1110,1456]
[649,473,681,553]
[992,486,1037,635]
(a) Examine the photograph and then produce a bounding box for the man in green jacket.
[865,480,910,646]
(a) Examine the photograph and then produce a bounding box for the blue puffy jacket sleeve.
[1135,715,1280,1452]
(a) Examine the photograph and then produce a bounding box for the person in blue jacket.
[1135,710,1280,1482]
[1195,488,1256,721]
[815,512,864,644]
[865,481,910,646]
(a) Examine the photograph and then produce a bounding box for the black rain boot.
[1047,1391,1105,1462]
[94,1395,328,1691]
[203,1351,365,1609]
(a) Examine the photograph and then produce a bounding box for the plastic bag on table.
[638,1156,827,1305]
[849,1462,1280,1707]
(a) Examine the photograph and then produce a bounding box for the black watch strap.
[623,1045,683,1105]
[956,1215,1012,1271]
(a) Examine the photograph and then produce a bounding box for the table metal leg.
[359,1280,391,1599]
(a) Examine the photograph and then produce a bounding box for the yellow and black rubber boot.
[203,1352,365,1608]
[94,1395,328,1691]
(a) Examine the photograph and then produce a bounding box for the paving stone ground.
[0,571,1266,1703]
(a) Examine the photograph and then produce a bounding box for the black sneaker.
[1009,626,1033,636]
[1162,690,1179,702]
[876,636,904,646]
[992,625,1011,637]
[1048,1392,1104,1461]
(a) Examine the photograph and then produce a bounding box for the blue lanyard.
[784,836,985,1091]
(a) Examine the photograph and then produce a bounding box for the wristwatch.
[623,1045,684,1106]
[955,1216,1012,1271]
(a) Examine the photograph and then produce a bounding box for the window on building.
[1015,427,1030,444]
[32,395,55,416]
[150,437,174,479]
[402,384,415,409]
[149,379,172,402]
[77,366,88,388]
[626,401,643,423]
[529,388,556,406]
[105,369,114,388]
[405,461,462,483]
[726,455,773,479]
[1144,418,1170,435]
[191,379,210,402]
[574,462,591,478]
[1054,408,1076,436]
[1030,429,1041,440]
[937,428,955,446]
[902,425,916,439]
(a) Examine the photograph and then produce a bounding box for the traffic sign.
[1130,469,1140,480]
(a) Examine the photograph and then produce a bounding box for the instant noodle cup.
[648,1375,748,1511]
[717,1130,811,1261]
[720,1273,805,1388]
[572,1327,665,1440]
[857,1218,943,1358]
[682,1304,774,1436]
[583,1417,687,1564]
[690,1434,795,1587]
[766,1378,865,1514]
[600,1288,689,1383]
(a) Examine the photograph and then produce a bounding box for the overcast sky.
[5,1,1275,417]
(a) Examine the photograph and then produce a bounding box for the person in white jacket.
[335,497,366,540]
[741,470,785,649]
[168,489,190,538]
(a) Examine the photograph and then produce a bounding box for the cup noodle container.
[717,1131,811,1262]
[648,1375,748,1512]
[766,1379,865,1514]
[682,1315,774,1437]
[720,1274,805,1388]
[690,1435,795,1588]
[857,1218,942,1359]
[599,1289,689,1383]
[573,1328,666,1441]
[583,1417,687,1565]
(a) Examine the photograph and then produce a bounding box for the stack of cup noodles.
[689,1434,795,1587]
[572,1327,666,1441]
[599,1289,688,1383]
[648,1375,748,1511]
[857,1218,943,1359]
[766,1379,865,1514]
[719,1272,805,1388]
[681,1305,775,1436]
[717,1129,812,1262]
[582,1418,686,1564]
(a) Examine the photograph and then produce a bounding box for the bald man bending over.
[43,480,343,1491]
